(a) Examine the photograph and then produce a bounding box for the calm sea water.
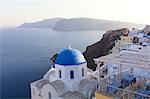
[0,28,105,99]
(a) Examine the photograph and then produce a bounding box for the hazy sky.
[0,0,150,26]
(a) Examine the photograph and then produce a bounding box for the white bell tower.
[55,48,87,91]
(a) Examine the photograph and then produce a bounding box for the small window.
[70,70,74,79]
[59,69,61,78]
[82,68,84,77]
[48,92,51,99]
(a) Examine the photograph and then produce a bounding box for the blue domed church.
[30,47,98,99]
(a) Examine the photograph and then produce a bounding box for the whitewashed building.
[30,47,98,99]
[94,43,150,99]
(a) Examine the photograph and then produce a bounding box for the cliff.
[50,28,129,70]
[19,18,62,28]
[53,18,143,31]
[19,17,143,30]
[83,28,129,70]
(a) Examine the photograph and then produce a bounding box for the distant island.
[19,17,144,31]
[19,18,62,28]
[50,25,150,70]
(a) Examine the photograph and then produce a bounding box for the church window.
[82,68,84,77]
[70,70,74,79]
[48,92,51,99]
[59,69,61,78]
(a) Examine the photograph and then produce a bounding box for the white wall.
[55,63,87,91]
[31,62,88,99]
[31,83,44,99]
[41,84,60,99]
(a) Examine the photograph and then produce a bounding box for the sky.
[0,0,150,27]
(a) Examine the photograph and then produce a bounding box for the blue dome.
[55,48,86,66]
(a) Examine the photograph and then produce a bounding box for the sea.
[0,27,105,99]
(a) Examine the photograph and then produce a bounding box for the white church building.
[30,47,98,99]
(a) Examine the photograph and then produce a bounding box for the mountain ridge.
[19,18,63,28]
[19,17,144,31]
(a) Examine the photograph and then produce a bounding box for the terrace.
[94,45,150,98]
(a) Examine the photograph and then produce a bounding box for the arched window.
[48,92,51,99]
[70,70,74,79]
[82,68,84,77]
[59,69,61,78]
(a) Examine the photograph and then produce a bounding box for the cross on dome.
[69,45,72,49]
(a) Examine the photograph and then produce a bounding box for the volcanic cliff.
[50,28,129,70]
[83,28,129,70]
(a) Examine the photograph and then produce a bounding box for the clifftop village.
[31,25,150,99]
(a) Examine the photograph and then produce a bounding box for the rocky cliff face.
[50,28,129,70]
[83,28,129,70]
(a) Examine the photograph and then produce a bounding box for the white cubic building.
[30,47,98,99]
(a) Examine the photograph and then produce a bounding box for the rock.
[50,28,129,70]
[83,28,129,70]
